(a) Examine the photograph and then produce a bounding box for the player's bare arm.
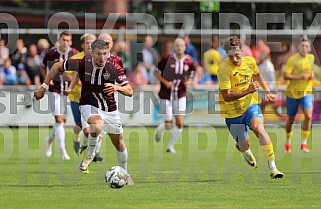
[34,61,64,100]
[253,73,275,102]
[154,69,172,89]
[221,81,260,102]
[103,83,133,97]
[283,71,312,80]
[65,72,80,95]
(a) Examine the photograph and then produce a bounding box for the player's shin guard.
[156,123,166,133]
[116,149,128,171]
[87,134,99,158]
[81,131,88,147]
[167,126,183,149]
[260,143,276,169]
[286,131,293,142]
[55,122,66,153]
[302,130,310,142]
[95,138,102,155]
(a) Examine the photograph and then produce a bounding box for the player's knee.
[252,123,265,135]
[165,122,173,130]
[305,114,312,122]
[83,128,89,137]
[176,122,183,129]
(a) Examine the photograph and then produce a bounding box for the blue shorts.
[225,104,263,142]
[287,95,313,117]
[70,101,81,124]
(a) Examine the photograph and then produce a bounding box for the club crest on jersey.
[184,65,189,71]
[246,67,251,73]
[103,71,110,80]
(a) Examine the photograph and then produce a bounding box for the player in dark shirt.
[154,37,195,154]
[41,31,78,160]
[34,40,134,184]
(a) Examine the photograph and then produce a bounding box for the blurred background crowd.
[1,0,321,122]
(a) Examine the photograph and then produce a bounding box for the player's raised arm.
[34,61,64,100]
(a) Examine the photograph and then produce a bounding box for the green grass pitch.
[1,125,321,209]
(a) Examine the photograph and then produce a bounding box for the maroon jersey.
[109,53,123,68]
[42,47,78,93]
[62,56,128,112]
[157,53,195,100]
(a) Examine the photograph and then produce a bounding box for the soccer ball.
[105,166,128,189]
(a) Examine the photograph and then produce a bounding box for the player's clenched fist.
[34,86,47,100]
[247,81,260,94]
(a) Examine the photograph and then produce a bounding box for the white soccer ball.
[105,166,128,189]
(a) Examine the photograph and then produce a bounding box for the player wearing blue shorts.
[283,38,314,153]
[218,36,283,179]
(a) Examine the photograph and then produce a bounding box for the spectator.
[115,41,131,74]
[10,39,27,69]
[16,63,31,85]
[202,36,222,84]
[37,38,50,59]
[0,39,9,66]
[184,35,204,86]
[258,51,277,112]
[252,39,270,64]
[184,35,199,63]
[0,58,18,85]
[26,44,42,85]
[241,38,253,57]
[137,35,159,84]
[162,40,174,57]
[213,36,227,59]
[128,64,148,87]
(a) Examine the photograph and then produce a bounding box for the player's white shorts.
[159,97,186,121]
[81,114,107,137]
[48,91,69,116]
[80,105,123,134]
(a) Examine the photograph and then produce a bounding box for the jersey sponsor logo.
[118,75,127,81]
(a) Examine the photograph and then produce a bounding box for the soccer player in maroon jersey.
[66,33,125,166]
[34,40,134,184]
[154,37,195,154]
[40,31,78,160]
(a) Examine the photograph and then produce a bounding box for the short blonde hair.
[37,38,50,49]
[80,33,97,43]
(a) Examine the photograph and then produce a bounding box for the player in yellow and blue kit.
[283,38,315,153]
[217,36,283,179]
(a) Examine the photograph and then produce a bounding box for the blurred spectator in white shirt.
[26,44,42,85]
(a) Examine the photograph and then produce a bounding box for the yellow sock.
[302,130,310,141]
[74,133,80,141]
[260,143,275,162]
[286,131,293,141]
